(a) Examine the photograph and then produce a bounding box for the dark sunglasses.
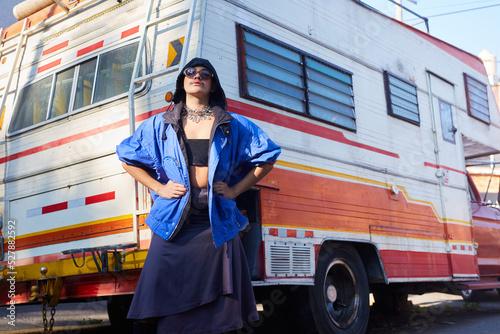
[183,67,213,80]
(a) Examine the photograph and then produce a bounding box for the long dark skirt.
[127,212,259,334]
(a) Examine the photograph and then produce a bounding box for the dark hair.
[172,58,227,109]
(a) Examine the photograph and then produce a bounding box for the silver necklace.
[182,105,213,123]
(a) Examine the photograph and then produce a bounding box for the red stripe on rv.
[121,26,140,39]
[85,191,115,205]
[37,59,61,73]
[42,202,68,214]
[42,40,69,56]
[77,40,104,57]
[227,100,400,159]
[0,107,168,164]
[424,162,465,175]
[269,228,278,236]
[0,100,396,164]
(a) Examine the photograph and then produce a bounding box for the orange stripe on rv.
[9,215,148,251]
[77,40,104,57]
[268,228,314,238]
[37,59,61,73]
[121,25,140,39]
[259,168,473,242]
[42,40,69,56]
[270,160,472,227]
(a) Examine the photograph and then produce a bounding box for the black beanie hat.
[172,57,227,110]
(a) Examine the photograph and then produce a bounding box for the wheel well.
[319,240,386,284]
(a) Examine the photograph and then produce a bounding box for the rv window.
[238,25,356,131]
[9,41,143,135]
[49,67,75,120]
[438,99,455,143]
[306,58,355,130]
[383,71,419,125]
[464,74,490,124]
[10,76,53,133]
[94,43,138,103]
[74,58,97,110]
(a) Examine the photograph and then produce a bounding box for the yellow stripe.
[275,160,472,226]
[1,248,149,282]
[16,214,133,240]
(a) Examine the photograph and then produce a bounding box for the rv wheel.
[309,244,370,334]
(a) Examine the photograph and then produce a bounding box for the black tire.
[460,289,484,302]
[107,294,134,333]
[309,244,370,334]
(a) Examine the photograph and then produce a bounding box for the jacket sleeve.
[234,115,281,168]
[116,117,162,176]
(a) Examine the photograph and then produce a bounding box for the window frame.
[236,24,356,132]
[383,71,420,126]
[463,73,490,124]
[8,39,147,137]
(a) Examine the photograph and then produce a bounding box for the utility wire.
[423,3,500,18]
[417,0,500,12]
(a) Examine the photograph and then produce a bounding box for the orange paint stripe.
[258,168,471,243]
[10,216,147,251]
[121,25,140,39]
[77,40,104,57]
[42,40,69,56]
[37,59,61,73]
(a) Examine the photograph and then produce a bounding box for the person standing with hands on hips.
[116,57,281,334]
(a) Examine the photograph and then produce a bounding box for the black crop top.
[185,139,209,166]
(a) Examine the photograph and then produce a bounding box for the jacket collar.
[162,102,233,138]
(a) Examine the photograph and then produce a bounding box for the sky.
[362,0,499,59]
[0,0,498,63]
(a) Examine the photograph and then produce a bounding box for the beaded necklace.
[182,105,213,123]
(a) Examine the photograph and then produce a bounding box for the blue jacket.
[116,103,281,248]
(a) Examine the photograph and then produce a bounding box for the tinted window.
[238,25,356,131]
[9,41,143,134]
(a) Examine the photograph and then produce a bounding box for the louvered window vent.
[267,242,314,277]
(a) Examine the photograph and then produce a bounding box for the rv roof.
[0,0,488,77]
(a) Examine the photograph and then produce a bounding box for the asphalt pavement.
[1,290,499,333]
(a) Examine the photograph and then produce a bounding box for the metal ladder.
[0,19,29,128]
[127,0,202,247]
